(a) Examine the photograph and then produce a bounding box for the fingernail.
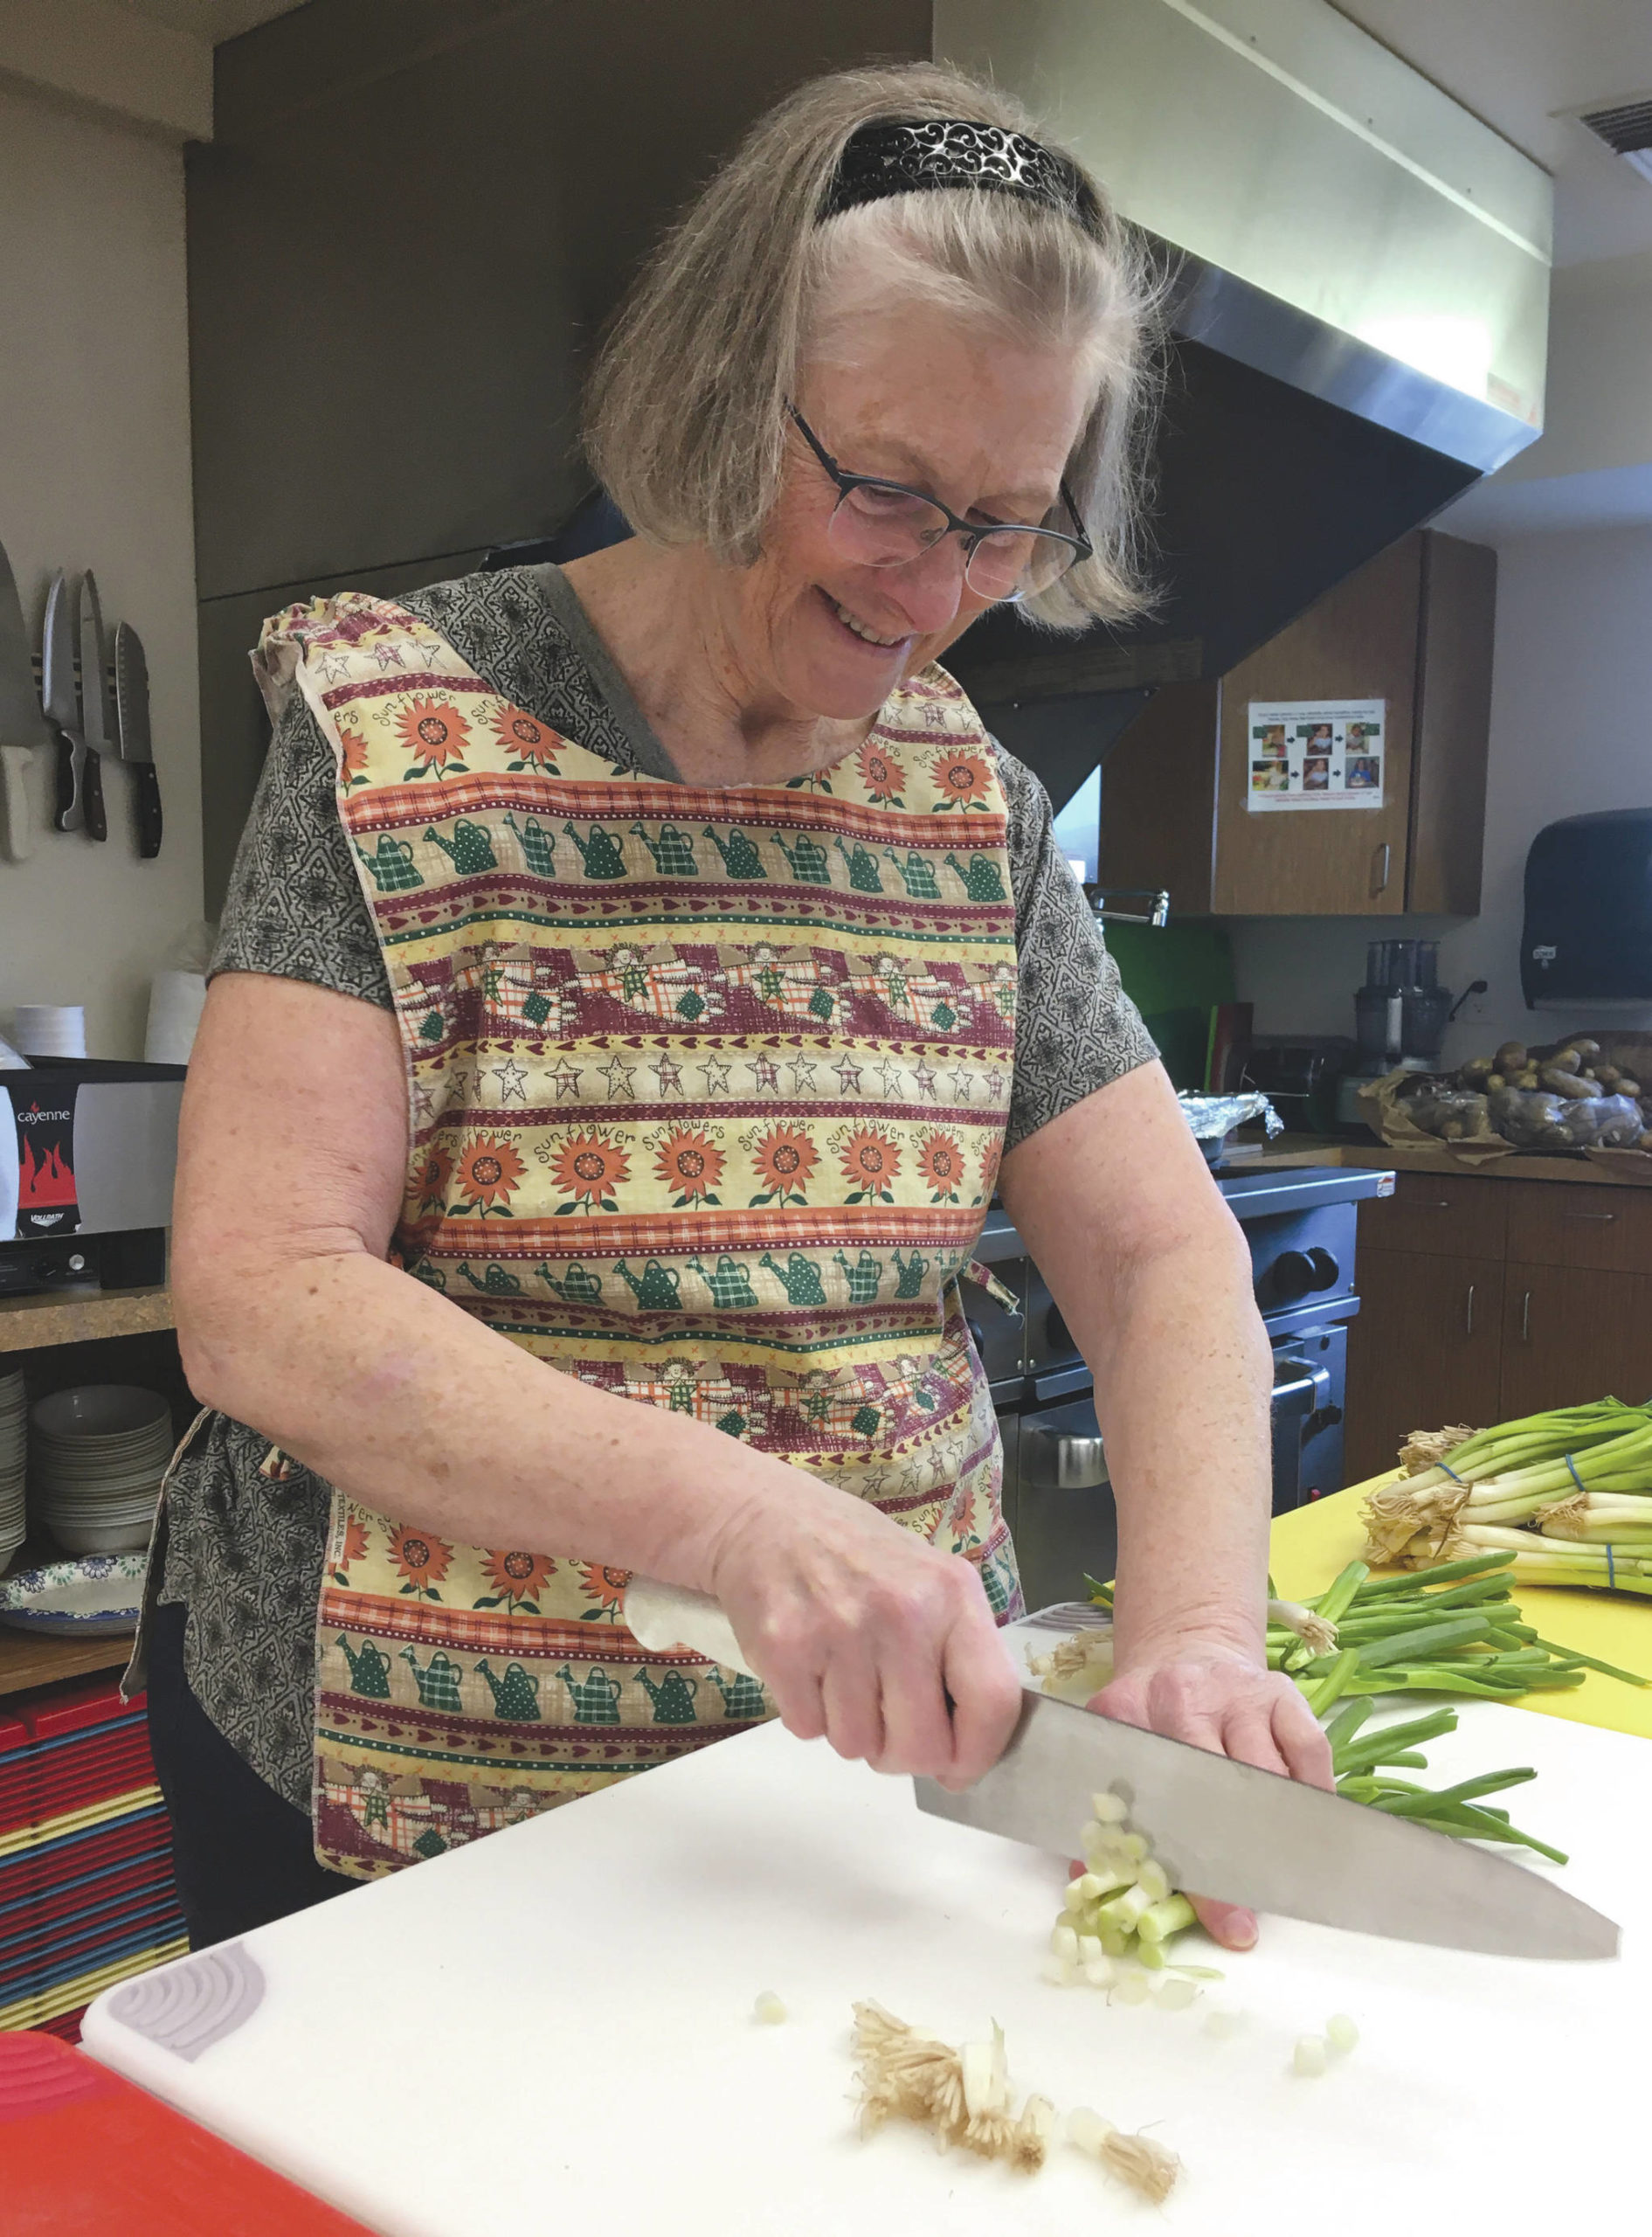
[1229,1915,1258,1950]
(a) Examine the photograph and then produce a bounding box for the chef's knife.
[76,571,109,841]
[624,1577,1620,1963]
[0,537,52,862]
[42,571,84,833]
[114,622,161,858]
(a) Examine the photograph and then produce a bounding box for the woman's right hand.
[706,1486,1024,1790]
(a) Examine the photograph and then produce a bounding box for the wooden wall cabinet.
[1344,1174,1652,1479]
[1097,529,1496,918]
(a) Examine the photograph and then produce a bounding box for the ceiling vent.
[1577,96,1652,184]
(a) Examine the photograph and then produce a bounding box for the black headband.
[820,118,1102,239]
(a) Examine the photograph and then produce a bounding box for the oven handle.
[1273,1356,1333,1423]
[1021,1423,1109,1491]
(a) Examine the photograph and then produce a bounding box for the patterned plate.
[0,1555,146,1637]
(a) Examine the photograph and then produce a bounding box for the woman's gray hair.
[584,62,1164,632]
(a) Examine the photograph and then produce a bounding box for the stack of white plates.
[29,1386,171,1555]
[0,1371,25,1568]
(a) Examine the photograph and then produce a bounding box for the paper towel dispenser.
[1523,808,1652,1010]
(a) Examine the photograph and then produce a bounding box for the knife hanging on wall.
[41,571,84,833]
[76,571,110,841]
[0,537,52,862]
[114,621,161,858]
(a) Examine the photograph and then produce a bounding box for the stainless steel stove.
[967,1162,1395,1613]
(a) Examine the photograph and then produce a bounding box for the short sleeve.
[210,690,392,1008]
[996,742,1158,1151]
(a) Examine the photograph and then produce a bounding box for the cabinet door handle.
[1371,841,1392,895]
[1423,1199,1455,1210]
[1562,1209,1617,1222]
[1464,1284,1475,1336]
[1520,1289,1531,1343]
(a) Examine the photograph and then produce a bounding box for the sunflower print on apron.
[253,592,1024,1880]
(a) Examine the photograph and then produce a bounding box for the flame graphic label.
[12,1091,79,1235]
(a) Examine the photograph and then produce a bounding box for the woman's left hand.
[1086,1645,1334,1950]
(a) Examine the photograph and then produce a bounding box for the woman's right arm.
[174,970,1020,1784]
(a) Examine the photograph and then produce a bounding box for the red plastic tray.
[0,2032,377,2233]
[0,1894,184,1993]
[0,1739,159,1836]
[1,1852,175,1934]
[0,1679,142,1749]
[0,1811,172,1903]
[18,1678,142,1738]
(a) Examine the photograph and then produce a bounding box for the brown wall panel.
[198,547,490,918]
[190,0,932,905]
[1407,530,1496,915]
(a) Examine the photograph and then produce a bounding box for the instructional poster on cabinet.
[1245,698,1386,812]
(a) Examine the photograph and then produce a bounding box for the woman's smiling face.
[721,303,1094,724]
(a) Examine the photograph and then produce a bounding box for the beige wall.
[0,78,203,1059]
[1495,248,1652,488]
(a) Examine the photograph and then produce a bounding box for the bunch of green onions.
[1427,1525,1652,1596]
[1323,1698,1565,1863]
[1362,1397,1652,1586]
[1082,1551,1642,1881]
[1265,1551,1647,1710]
[1089,1549,1643,1711]
[1363,1398,1652,1565]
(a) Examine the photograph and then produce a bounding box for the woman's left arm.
[997,1056,1332,1943]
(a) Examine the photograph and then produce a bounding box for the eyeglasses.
[787,403,1091,604]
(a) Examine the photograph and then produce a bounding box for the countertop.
[1238,1133,1652,1188]
[1270,1477,1651,1740]
[0,1284,174,1353]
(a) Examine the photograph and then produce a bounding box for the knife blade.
[917,1689,1618,1961]
[0,537,51,862]
[114,621,162,858]
[76,572,109,842]
[41,571,84,833]
[623,1576,1619,1962]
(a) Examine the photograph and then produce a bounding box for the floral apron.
[253,590,1024,1880]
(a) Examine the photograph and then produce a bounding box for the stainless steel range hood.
[932,0,1552,807]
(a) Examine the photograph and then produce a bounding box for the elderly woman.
[146,62,1328,1951]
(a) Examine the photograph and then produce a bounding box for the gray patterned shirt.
[161,563,1156,1811]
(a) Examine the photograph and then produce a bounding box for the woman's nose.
[878,537,972,634]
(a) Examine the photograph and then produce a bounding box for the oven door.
[1001,1394,1116,1617]
[1002,1326,1351,1608]
[1269,1319,1349,1512]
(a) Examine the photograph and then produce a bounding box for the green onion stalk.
[1321,1698,1566,1860]
[1261,1551,1651,1690]
[1536,1492,1652,1545]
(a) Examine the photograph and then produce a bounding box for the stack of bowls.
[29,1387,171,1555]
[0,1371,25,1568]
[10,1004,86,1058]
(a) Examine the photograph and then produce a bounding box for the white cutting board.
[83,1701,1645,2236]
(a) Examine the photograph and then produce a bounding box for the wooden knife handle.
[624,1576,757,1679]
[52,733,84,831]
[0,745,33,862]
[132,758,162,859]
[81,746,107,841]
